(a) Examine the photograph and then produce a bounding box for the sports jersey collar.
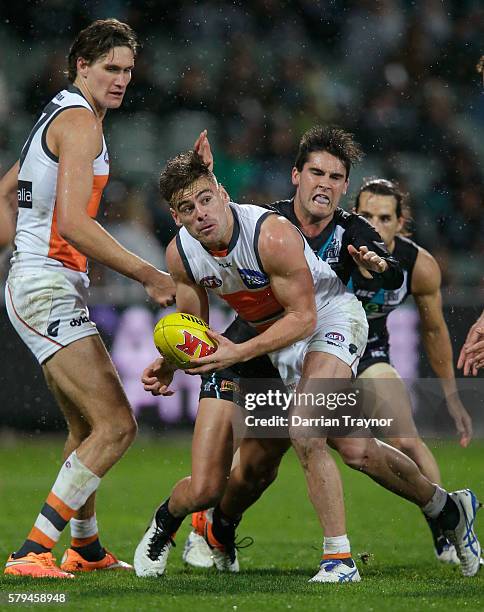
[204,203,240,257]
[67,85,96,113]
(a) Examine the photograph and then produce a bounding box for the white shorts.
[269,293,368,387]
[5,266,99,365]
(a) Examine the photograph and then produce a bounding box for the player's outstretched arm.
[412,248,472,447]
[457,309,484,376]
[347,215,403,288]
[53,108,175,306]
[0,161,19,248]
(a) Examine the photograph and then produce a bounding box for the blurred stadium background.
[0,0,482,434]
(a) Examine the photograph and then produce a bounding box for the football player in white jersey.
[134,151,481,582]
[1,19,175,579]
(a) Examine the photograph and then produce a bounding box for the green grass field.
[1,435,483,611]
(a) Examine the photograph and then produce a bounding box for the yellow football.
[153,312,217,369]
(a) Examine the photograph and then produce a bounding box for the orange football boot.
[192,510,208,536]
[4,552,74,578]
[60,548,133,572]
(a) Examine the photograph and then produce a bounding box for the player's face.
[357,192,403,248]
[77,46,134,110]
[170,178,232,248]
[292,151,349,221]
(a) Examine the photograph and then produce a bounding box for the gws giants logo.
[176,331,216,358]
[200,276,222,288]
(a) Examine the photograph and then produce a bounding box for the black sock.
[435,494,460,532]
[424,514,448,554]
[212,506,240,544]
[13,540,50,559]
[72,538,105,562]
[155,498,183,534]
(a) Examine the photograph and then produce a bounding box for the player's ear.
[396,216,405,234]
[343,178,349,195]
[291,167,300,187]
[77,57,89,78]
[170,207,182,227]
[219,184,230,203]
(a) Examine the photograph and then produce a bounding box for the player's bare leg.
[169,399,235,516]
[5,336,137,578]
[359,362,456,563]
[43,362,134,572]
[289,351,359,582]
[134,398,236,576]
[220,438,290,518]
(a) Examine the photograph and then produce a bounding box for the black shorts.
[357,335,390,376]
[199,316,282,403]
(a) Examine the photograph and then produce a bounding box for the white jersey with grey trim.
[12,86,109,280]
[176,202,346,332]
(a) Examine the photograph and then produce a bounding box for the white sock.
[422,485,447,519]
[323,534,351,557]
[52,451,101,510]
[70,515,98,539]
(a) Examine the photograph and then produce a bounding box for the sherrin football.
[153,312,217,369]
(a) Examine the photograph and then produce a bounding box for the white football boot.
[435,541,460,565]
[443,489,482,577]
[309,558,361,583]
[134,510,175,577]
[182,530,214,568]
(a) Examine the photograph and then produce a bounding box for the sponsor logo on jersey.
[325,331,345,343]
[70,314,90,327]
[55,92,64,101]
[218,261,232,268]
[104,150,109,164]
[47,319,61,337]
[176,331,216,358]
[322,238,341,262]
[220,379,240,393]
[17,180,33,209]
[200,276,222,288]
[238,268,269,288]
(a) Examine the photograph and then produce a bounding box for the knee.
[335,440,370,470]
[97,412,137,449]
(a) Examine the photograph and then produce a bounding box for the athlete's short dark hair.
[355,177,412,236]
[67,19,138,83]
[160,151,216,206]
[294,125,363,177]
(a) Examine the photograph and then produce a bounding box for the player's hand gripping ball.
[153,312,217,369]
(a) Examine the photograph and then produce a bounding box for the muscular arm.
[165,239,209,322]
[237,215,316,361]
[52,109,174,304]
[0,161,19,247]
[412,248,472,445]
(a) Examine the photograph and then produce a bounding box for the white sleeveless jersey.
[176,202,345,332]
[12,86,109,277]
